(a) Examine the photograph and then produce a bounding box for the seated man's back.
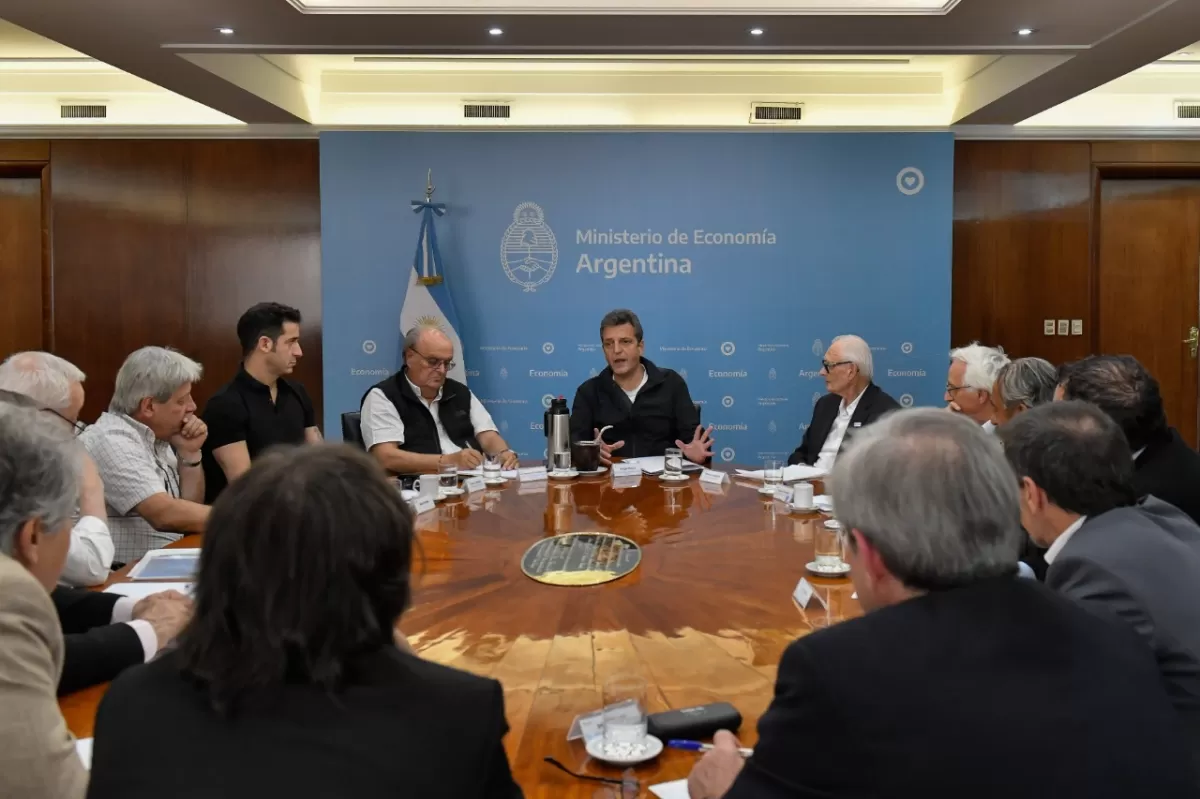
[729,578,1194,798]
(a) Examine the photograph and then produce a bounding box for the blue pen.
[667,739,754,757]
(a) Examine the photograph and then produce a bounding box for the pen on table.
[667,739,754,757]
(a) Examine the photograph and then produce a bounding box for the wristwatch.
[179,456,202,467]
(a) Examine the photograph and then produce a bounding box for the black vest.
[363,371,481,455]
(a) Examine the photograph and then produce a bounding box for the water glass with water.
[602,675,648,747]
[439,462,458,490]
[815,520,847,570]
[664,447,684,479]
[763,459,784,493]
[482,452,503,482]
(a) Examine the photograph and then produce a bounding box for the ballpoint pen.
[667,739,754,757]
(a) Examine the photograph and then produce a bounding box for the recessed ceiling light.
[489,27,503,35]
[216,27,235,36]
[1016,27,1035,36]
[749,27,764,36]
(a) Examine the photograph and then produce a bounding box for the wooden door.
[0,175,44,357]
[1098,179,1200,446]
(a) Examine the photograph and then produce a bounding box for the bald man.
[360,324,519,475]
[788,335,900,469]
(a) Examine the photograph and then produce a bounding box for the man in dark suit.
[688,410,1196,799]
[998,400,1200,761]
[788,335,898,468]
[1057,354,1200,525]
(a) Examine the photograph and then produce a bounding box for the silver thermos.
[545,396,571,472]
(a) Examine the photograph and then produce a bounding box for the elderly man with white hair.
[0,352,112,586]
[788,335,900,469]
[81,347,210,562]
[946,342,1010,431]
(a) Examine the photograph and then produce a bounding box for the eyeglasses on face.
[821,360,852,372]
[410,348,456,372]
[42,408,87,436]
[945,383,974,395]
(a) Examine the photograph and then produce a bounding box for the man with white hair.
[0,352,113,586]
[81,347,209,562]
[946,342,1009,431]
[788,335,899,469]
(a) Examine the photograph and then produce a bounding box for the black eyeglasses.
[42,408,87,437]
[945,383,974,395]
[821,360,852,372]
[543,756,638,797]
[410,348,456,372]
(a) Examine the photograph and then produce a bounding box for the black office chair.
[341,412,365,451]
[695,402,702,425]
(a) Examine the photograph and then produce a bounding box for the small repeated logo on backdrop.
[768,367,777,381]
[901,342,914,355]
[896,167,925,196]
[768,420,778,434]
[900,394,915,407]
[679,368,689,380]
[541,394,555,409]
[720,342,736,357]
[811,339,824,358]
[722,396,735,408]
[501,202,558,292]
[500,367,509,380]
[500,419,509,432]
[589,367,598,377]
[720,447,736,463]
[542,342,555,355]
[812,392,822,407]
[362,340,377,355]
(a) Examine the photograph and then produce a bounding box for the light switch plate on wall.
[1071,319,1083,336]
[1044,319,1056,336]
[1057,319,1070,336]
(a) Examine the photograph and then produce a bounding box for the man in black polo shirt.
[201,303,319,503]
[571,309,714,465]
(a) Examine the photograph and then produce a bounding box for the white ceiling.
[285,0,960,14]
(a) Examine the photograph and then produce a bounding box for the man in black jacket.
[687,410,1196,799]
[788,335,899,468]
[1056,354,1200,525]
[570,309,713,465]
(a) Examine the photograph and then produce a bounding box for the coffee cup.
[571,441,601,472]
[414,475,440,500]
[791,481,815,510]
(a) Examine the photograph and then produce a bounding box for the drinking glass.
[602,675,648,748]
[664,447,684,479]
[482,452,503,482]
[439,462,458,490]
[814,520,846,570]
[763,459,784,493]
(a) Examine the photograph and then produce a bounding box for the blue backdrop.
[320,131,952,464]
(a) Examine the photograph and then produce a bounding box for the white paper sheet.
[814,494,834,512]
[103,581,194,600]
[735,465,826,483]
[125,548,201,581]
[622,456,702,475]
[456,468,520,478]
[75,737,93,770]
[649,779,690,798]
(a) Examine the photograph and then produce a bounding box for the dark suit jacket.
[52,588,143,696]
[1136,427,1200,525]
[570,358,699,459]
[86,647,523,799]
[1047,497,1200,759]
[725,578,1196,798]
[787,383,900,466]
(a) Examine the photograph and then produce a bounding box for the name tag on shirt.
[518,466,548,482]
[611,462,642,479]
[409,496,436,516]
[463,476,486,494]
[699,468,728,485]
[852,422,862,428]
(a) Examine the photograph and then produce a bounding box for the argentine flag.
[400,198,467,385]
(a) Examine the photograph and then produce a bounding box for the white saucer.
[548,469,579,480]
[585,734,664,766]
[439,486,465,498]
[758,485,781,495]
[577,467,608,476]
[789,503,816,513]
[806,560,851,576]
[657,472,690,482]
[483,477,507,486]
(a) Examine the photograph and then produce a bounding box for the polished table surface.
[60,468,861,797]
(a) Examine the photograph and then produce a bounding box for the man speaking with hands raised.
[362,324,519,475]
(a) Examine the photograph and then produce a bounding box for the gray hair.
[831,334,873,381]
[599,309,644,343]
[830,408,1021,590]
[0,404,81,556]
[996,357,1057,409]
[403,323,450,353]
[949,342,1010,391]
[110,347,203,416]
[0,351,85,412]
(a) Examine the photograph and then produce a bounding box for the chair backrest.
[341,412,365,450]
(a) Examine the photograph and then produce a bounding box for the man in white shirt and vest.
[789,335,899,469]
[360,324,519,475]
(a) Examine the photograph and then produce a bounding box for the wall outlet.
[1057,319,1070,336]
[1071,319,1083,336]
[1043,319,1056,336]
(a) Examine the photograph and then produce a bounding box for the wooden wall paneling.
[0,170,46,356]
[0,141,50,161]
[49,140,189,422]
[1092,141,1200,165]
[183,140,324,423]
[952,141,1094,364]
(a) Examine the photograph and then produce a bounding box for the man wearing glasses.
[788,335,899,469]
[361,323,519,475]
[946,343,1010,432]
[0,352,111,587]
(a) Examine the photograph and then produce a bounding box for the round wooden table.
[60,469,861,797]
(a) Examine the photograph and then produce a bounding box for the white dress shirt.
[361,376,498,452]
[1044,515,1088,565]
[982,420,996,434]
[619,367,649,404]
[814,390,865,472]
[110,596,162,663]
[58,515,114,588]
